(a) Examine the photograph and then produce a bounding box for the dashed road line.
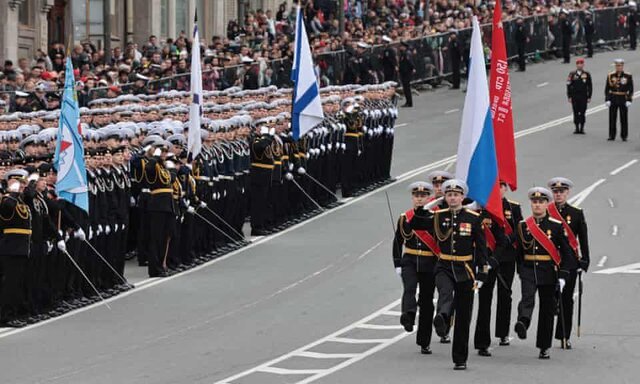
[537,82,549,87]
[444,108,460,114]
[608,198,615,208]
[597,256,608,267]
[610,159,638,176]
[612,225,619,236]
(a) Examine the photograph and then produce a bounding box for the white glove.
[288,163,294,171]
[559,278,566,292]
[57,240,67,252]
[357,150,362,156]
[122,224,126,230]
[268,127,275,136]
[28,173,39,182]
[88,227,94,240]
[97,225,103,236]
[74,228,86,242]
[130,196,136,207]
[626,101,632,108]
[285,172,294,181]
[297,167,306,175]
[187,206,196,214]
[475,280,484,289]
[105,225,111,235]
[47,241,53,253]
[341,143,346,150]
[200,201,207,208]
[153,148,162,157]
[114,224,119,232]
[395,267,402,277]
[223,189,227,198]
[605,101,611,108]
[486,264,492,271]
[260,126,269,135]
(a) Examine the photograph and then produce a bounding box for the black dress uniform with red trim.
[394,206,438,350]
[605,66,633,140]
[515,194,573,357]
[432,204,487,367]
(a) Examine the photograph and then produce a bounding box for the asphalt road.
[2,50,640,384]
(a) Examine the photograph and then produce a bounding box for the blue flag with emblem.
[291,5,324,140]
[54,56,88,213]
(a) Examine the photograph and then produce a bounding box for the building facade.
[0,0,294,63]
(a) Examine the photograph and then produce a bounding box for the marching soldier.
[566,58,592,134]
[495,182,523,346]
[605,58,633,141]
[547,177,590,349]
[431,179,488,370]
[514,187,573,359]
[394,182,438,354]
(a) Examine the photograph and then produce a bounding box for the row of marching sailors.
[0,165,96,328]
[249,95,398,236]
[393,172,589,370]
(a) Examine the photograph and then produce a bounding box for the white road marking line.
[395,123,408,128]
[357,241,384,260]
[537,82,549,87]
[381,310,402,316]
[571,179,606,207]
[10,93,638,339]
[328,337,393,344]
[597,256,608,267]
[595,262,640,274]
[356,324,405,330]
[213,299,406,384]
[610,159,638,175]
[257,367,326,375]
[444,108,459,114]
[443,161,455,172]
[612,225,619,236]
[295,351,360,359]
[608,198,615,208]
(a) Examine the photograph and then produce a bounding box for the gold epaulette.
[465,208,480,216]
[508,199,520,206]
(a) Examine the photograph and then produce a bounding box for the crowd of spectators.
[0,0,631,113]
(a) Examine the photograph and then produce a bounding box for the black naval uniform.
[473,211,509,353]
[0,192,32,325]
[629,8,639,50]
[515,215,572,352]
[561,16,573,63]
[394,208,438,349]
[550,202,589,344]
[584,15,594,57]
[448,34,462,89]
[399,47,415,107]
[605,70,633,140]
[144,155,174,277]
[494,198,522,340]
[432,207,487,366]
[515,22,528,71]
[566,69,592,133]
[249,132,274,236]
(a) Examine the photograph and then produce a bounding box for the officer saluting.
[567,58,592,134]
[394,181,439,355]
[605,58,633,141]
[514,187,573,360]
[431,179,487,370]
[547,177,590,349]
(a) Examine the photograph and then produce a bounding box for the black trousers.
[630,30,637,50]
[517,272,556,350]
[562,39,571,63]
[146,211,173,277]
[556,269,578,341]
[586,36,593,57]
[451,62,461,89]
[572,98,588,129]
[400,76,412,106]
[609,103,629,140]
[474,267,497,349]
[401,263,435,347]
[517,46,526,71]
[495,261,516,338]
[436,272,474,364]
[0,256,28,320]
[250,168,271,231]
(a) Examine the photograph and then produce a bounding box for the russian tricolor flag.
[455,17,504,224]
